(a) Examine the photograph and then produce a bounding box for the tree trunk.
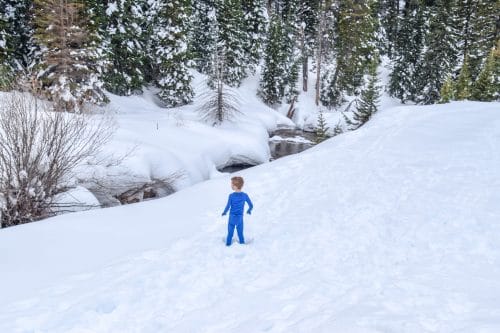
[301,26,308,92]
[315,1,325,106]
[462,0,472,64]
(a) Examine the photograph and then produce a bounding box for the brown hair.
[231,176,244,190]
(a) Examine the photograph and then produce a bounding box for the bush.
[0,93,112,227]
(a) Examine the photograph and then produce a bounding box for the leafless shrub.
[198,88,240,126]
[0,93,113,228]
[198,50,241,126]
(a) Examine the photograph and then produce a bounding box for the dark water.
[220,128,316,173]
[269,128,316,160]
[220,164,256,173]
[94,128,317,206]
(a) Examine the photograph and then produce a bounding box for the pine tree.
[0,0,34,89]
[471,0,498,77]
[215,0,249,87]
[86,0,108,27]
[454,55,472,100]
[199,48,240,125]
[241,0,268,73]
[284,59,299,103]
[298,0,320,45]
[281,1,302,103]
[103,0,147,96]
[414,0,459,104]
[259,15,286,105]
[332,120,343,136]
[472,44,499,101]
[455,0,498,79]
[150,0,193,107]
[351,59,381,129]
[315,0,337,106]
[379,0,400,58]
[189,0,217,74]
[321,0,377,108]
[439,75,454,103]
[0,7,12,89]
[85,0,110,101]
[388,0,426,103]
[315,109,329,143]
[338,0,377,93]
[33,0,107,111]
[297,0,319,92]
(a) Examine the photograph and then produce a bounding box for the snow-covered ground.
[1,100,499,332]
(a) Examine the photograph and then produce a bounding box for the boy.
[222,176,253,246]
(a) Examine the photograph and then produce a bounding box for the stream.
[268,127,316,160]
[220,127,316,173]
[92,127,317,206]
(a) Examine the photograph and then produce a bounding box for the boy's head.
[231,176,244,191]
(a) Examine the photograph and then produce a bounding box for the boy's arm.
[245,194,253,214]
[222,194,231,216]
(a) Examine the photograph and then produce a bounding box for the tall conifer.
[455,0,498,78]
[190,0,217,74]
[150,0,193,107]
[388,0,426,103]
[103,0,147,95]
[0,0,34,89]
[414,0,459,104]
[321,0,377,107]
[379,0,400,58]
[455,55,472,100]
[242,0,268,73]
[259,15,286,105]
[439,75,455,103]
[215,0,249,87]
[33,0,106,111]
[351,59,381,129]
[472,45,499,101]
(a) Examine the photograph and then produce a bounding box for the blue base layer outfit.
[222,192,253,246]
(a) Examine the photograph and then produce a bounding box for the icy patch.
[269,135,314,144]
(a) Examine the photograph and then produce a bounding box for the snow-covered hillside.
[1,101,500,332]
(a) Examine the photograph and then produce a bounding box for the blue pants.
[226,215,244,246]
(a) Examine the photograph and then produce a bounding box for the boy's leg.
[236,221,245,244]
[226,223,235,246]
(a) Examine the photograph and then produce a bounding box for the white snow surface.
[1,100,500,332]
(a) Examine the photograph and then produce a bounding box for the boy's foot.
[222,237,253,245]
[239,238,254,245]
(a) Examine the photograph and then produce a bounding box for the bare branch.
[0,93,113,227]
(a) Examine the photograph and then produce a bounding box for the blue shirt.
[222,192,253,216]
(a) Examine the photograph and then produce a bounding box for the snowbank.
[93,71,294,190]
[1,101,499,332]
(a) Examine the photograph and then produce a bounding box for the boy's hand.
[246,210,252,215]
[222,213,226,216]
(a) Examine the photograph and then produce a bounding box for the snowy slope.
[1,101,500,332]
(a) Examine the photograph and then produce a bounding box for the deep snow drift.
[1,101,500,332]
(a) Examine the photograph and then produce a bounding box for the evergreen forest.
[0,0,498,112]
